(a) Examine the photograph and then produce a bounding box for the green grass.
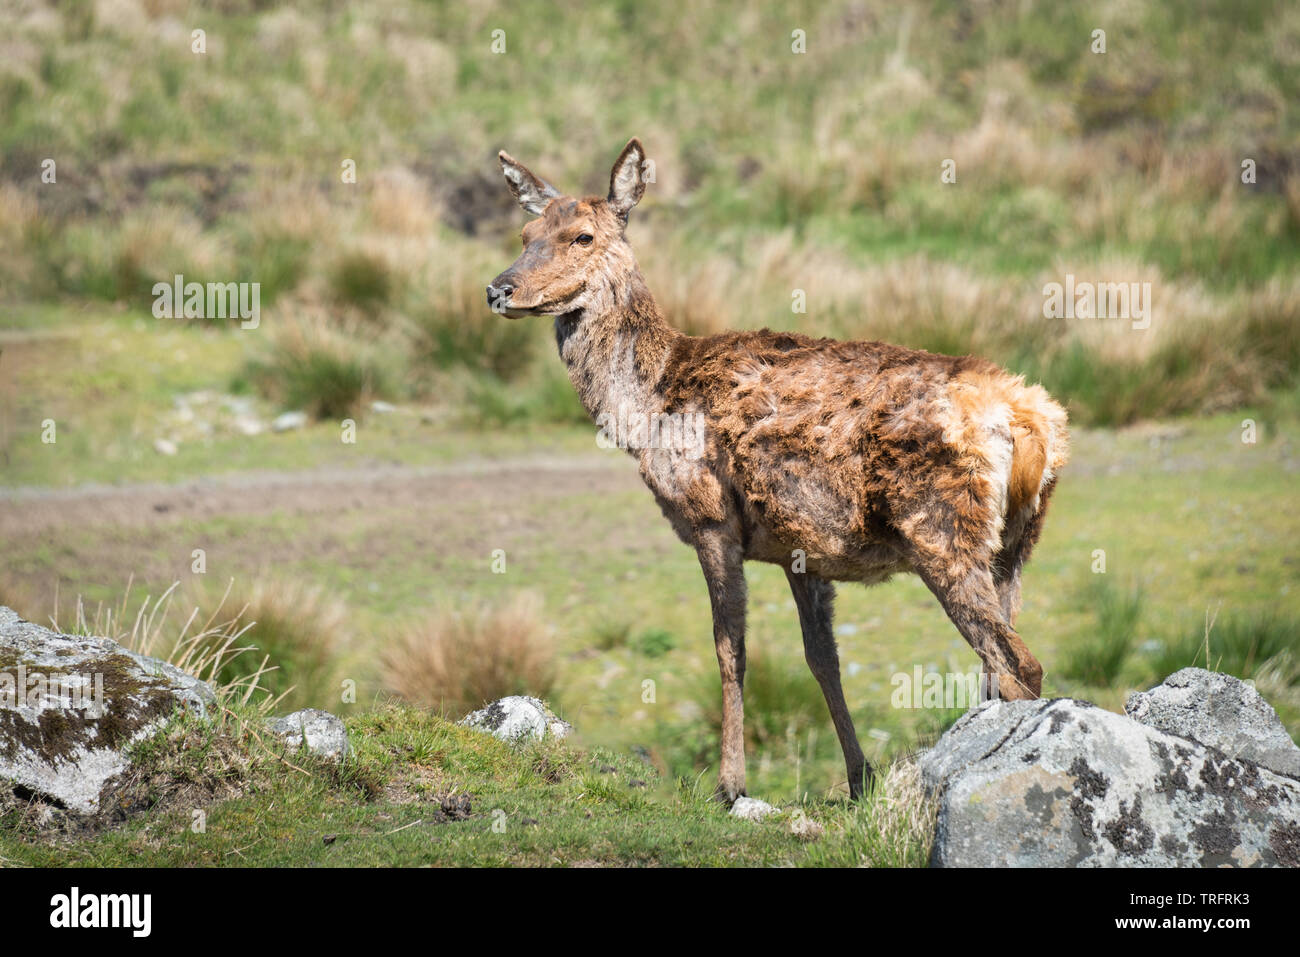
[0,704,933,867]
[329,251,395,308]
[4,0,1299,431]
[1151,610,1300,686]
[1059,578,1145,687]
[244,334,397,421]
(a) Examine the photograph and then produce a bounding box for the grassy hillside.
[2,0,1298,429]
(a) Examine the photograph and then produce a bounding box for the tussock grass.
[243,311,400,420]
[187,577,352,713]
[328,249,396,308]
[380,591,557,717]
[802,759,938,868]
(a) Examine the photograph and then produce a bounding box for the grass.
[380,592,557,718]
[3,0,1299,429]
[0,704,936,867]
[329,250,396,308]
[243,312,401,420]
[1151,609,1300,687]
[1059,577,1145,687]
[188,576,353,713]
[52,580,284,717]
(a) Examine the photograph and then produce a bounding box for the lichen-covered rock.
[459,696,571,742]
[1125,668,1300,779]
[0,606,216,813]
[921,698,1300,867]
[267,708,350,760]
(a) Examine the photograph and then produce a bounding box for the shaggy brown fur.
[488,139,1069,802]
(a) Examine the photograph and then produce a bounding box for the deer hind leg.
[904,515,1043,702]
[695,530,748,803]
[785,570,872,798]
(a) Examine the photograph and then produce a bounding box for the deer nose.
[486,282,514,307]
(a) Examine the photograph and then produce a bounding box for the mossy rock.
[0,606,215,814]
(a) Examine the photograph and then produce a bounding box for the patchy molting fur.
[489,140,1070,802]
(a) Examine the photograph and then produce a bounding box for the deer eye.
[573,233,594,247]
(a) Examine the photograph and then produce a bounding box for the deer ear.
[498,151,560,216]
[607,137,647,221]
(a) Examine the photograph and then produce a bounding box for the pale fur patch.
[943,369,1070,547]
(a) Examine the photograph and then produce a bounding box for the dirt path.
[0,454,642,540]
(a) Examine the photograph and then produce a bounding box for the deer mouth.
[503,286,586,318]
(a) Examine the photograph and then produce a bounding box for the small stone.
[371,400,397,413]
[789,812,824,841]
[272,411,309,432]
[267,708,350,760]
[153,438,178,456]
[730,796,777,821]
[459,696,571,742]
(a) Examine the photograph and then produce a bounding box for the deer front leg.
[785,570,872,798]
[696,531,748,804]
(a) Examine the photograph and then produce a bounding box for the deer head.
[487,138,649,318]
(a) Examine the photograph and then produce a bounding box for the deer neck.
[553,269,679,423]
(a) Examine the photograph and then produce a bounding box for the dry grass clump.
[50,576,354,714]
[365,166,442,238]
[53,580,281,716]
[189,576,352,712]
[243,309,401,419]
[380,592,556,718]
[803,758,940,867]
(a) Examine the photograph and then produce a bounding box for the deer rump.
[658,331,1069,573]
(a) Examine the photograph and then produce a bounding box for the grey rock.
[789,810,824,839]
[921,697,1300,867]
[267,708,350,760]
[459,696,571,742]
[0,606,215,814]
[232,415,264,436]
[730,796,777,821]
[271,411,308,432]
[1125,668,1300,778]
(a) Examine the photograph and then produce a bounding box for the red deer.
[487,139,1069,802]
